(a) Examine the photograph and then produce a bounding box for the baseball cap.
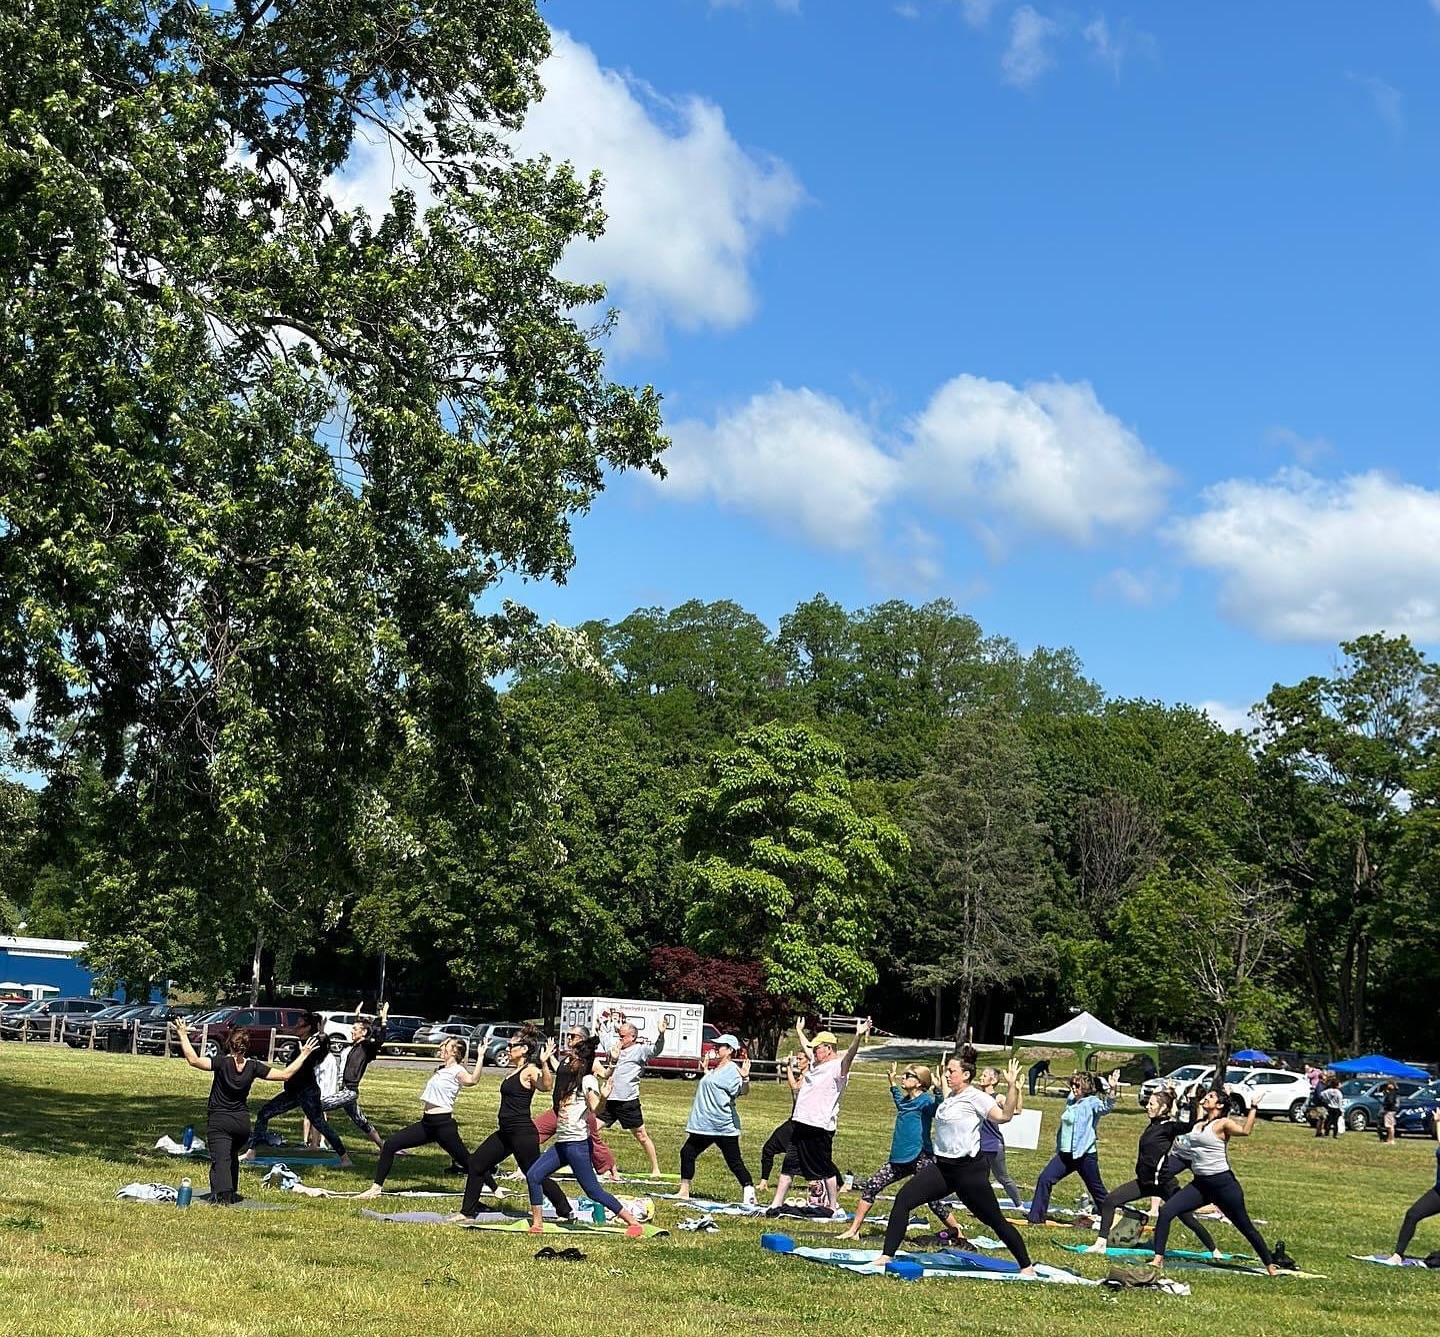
[714,1033,741,1050]
[812,1031,838,1047]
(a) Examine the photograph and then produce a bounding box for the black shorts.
[598,1098,645,1130]
[781,1123,837,1181]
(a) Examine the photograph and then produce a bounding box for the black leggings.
[679,1133,753,1189]
[1098,1177,1217,1251]
[206,1110,249,1201]
[462,1121,571,1219]
[1153,1171,1271,1266]
[374,1112,470,1186]
[1395,1187,1440,1257]
[249,1084,348,1157]
[761,1120,793,1181]
[882,1156,1031,1268]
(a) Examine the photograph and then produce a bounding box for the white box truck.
[559,996,706,1076]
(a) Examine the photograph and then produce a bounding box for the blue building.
[0,935,110,1000]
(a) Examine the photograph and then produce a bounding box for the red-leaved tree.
[649,946,792,1058]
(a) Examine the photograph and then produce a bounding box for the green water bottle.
[591,1199,605,1224]
[177,1177,192,1208]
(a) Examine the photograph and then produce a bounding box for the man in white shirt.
[602,1016,667,1176]
[766,1018,870,1214]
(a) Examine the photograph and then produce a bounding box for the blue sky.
[471,0,1440,724]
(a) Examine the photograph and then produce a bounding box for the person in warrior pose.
[1147,1086,1278,1275]
[240,1011,353,1167]
[1025,1068,1119,1224]
[872,1056,1035,1277]
[602,1017,668,1176]
[174,1019,322,1205]
[1085,1086,1220,1257]
[355,1037,483,1197]
[1386,1118,1440,1264]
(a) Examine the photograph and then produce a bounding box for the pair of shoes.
[534,1246,587,1261]
[678,1215,719,1233]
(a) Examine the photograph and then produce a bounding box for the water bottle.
[181,1125,194,1151]
[591,1200,606,1224]
[177,1177,192,1208]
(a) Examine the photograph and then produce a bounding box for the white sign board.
[1000,1108,1042,1150]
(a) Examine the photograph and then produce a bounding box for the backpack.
[1109,1212,1146,1248]
[1423,1251,1440,1269]
[1104,1265,1159,1288]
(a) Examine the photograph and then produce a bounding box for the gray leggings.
[985,1145,1024,1209]
[322,1087,378,1140]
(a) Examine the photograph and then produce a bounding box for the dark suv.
[0,996,110,1041]
[185,1006,309,1062]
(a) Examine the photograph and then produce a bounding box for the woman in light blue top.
[1026,1067,1119,1224]
[838,1063,968,1242]
[676,1035,755,1203]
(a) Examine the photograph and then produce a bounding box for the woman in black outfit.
[453,1030,574,1221]
[174,1018,321,1205]
[1085,1086,1220,1256]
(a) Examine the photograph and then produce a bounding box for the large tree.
[678,722,907,1022]
[0,2,665,988]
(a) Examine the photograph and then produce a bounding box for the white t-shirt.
[556,1073,600,1142]
[421,1064,464,1113]
[792,1057,848,1132]
[931,1087,997,1159]
[315,1052,340,1100]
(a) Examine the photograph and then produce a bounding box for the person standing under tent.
[837,1062,970,1243]
[676,1034,755,1203]
[454,1029,575,1222]
[355,1037,483,1197]
[766,1019,870,1215]
[602,1016,668,1177]
[976,1066,1026,1210]
[173,1019,322,1206]
[872,1056,1035,1277]
[1084,1085,1221,1257]
[1025,1068,1119,1224]
[1147,1086,1278,1274]
[524,1036,646,1237]
[241,1011,352,1167]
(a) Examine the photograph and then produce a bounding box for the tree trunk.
[377,949,387,1005]
[249,929,263,1008]
[933,985,942,1041]
[1300,930,1340,1054]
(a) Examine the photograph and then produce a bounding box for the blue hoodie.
[889,1086,940,1163]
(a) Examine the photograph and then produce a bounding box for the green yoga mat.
[462,1218,669,1238]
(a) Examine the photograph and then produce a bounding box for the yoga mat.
[1350,1255,1431,1268]
[1062,1244,1251,1262]
[785,1246,1094,1284]
[360,1209,515,1225]
[1167,1260,1326,1279]
[552,1170,680,1183]
[246,1154,342,1168]
[654,1195,763,1215]
[462,1218,669,1238]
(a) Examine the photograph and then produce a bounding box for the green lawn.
[0,1045,1430,1335]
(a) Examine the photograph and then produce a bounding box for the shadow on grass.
[0,1071,196,1163]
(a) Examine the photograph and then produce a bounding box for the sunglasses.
[507,1041,527,1048]
[902,1070,919,1080]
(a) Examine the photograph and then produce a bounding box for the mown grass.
[0,1045,1431,1335]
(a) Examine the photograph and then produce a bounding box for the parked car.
[318,1011,369,1054]
[89,1003,191,1053]
[1343,1077,1428,1132]
[380,1014,427,1050]
[409,1021,475,1057]
[137,1006,227,1055]
[1394,1081,1440,1138]
[470,1021,526,1063]
[63,1002,151,1048]
[1137,1064,1251,1107]
[1232,1068,1314,1122]
[0,996,110,1041]
[185,1006,309,1062]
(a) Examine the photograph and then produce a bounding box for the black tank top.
[498,1069,536,1126]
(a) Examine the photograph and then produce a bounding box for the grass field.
[0,1045,1432,1335]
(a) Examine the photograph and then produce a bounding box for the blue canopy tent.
[1232,1048,1272,1063]
[1329,1054,1431,1081]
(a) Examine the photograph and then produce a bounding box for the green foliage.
[0,0,665,988]
[679,722,907,1010]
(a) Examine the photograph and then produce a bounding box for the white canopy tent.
[1011,1010,1158,1070]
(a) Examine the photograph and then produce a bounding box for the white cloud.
[333,31,803,355]
[660,387,902,550]
[1197,700,1257,734]
[1001,5,1061,87]
[1095,566,1179,607]
[1266,425,1334,468]
[1347,72,1404,136]
[960,0,1004,26]
[902,375,1175,545]
[1169,469,1440,642]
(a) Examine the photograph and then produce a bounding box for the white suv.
[1232,1069,1313,1122]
